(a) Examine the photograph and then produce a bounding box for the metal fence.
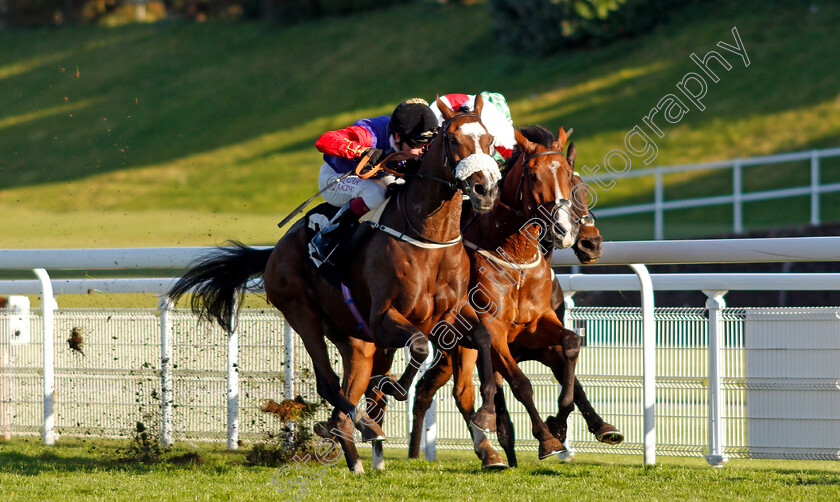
[591,147,840,239]
[3,305,838,461]
[3,239,840,465]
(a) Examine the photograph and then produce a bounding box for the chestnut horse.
[320,126,616,470]
[337,126,615,470]
[168,96,504,473]
[403,125,615,468]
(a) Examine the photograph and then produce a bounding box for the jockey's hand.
[358,147,384,166]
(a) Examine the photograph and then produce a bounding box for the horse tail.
[168,241,273,333]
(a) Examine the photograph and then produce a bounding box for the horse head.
[505,126,578,249]
[569,164,602,263]
[434,94,500,213]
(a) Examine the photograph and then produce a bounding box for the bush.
[3,1,145,26]
[1,0,414,26]
[5,0,69,25]
[257,0,415,25]
[488,0,692,54]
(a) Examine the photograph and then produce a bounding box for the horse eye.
[449,136,459,144]
[527,171,538,181]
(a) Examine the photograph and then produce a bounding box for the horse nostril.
[474,184,486,196]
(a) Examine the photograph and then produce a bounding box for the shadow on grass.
[0,444,221,476]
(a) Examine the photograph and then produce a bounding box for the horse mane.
[503,125,556,179]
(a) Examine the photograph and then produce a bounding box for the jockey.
[430,91,516,165]
[311,98,439,263]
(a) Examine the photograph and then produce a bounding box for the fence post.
[423,341,437,461]
[34,268,55,446]
[732,161,743,234]
[654,171,664,240]
[284,322,295,400]
[562,291,576,329]
[226,301,239,450]
[406,343,436,460]
[811,150,820,226]
[704,290,729,467]
[629,264,655,465]
[158,295,174,447]
[0,329,8,440]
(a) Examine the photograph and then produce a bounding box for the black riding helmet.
[389,98,439,146]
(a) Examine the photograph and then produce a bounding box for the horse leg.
[368,308,429,402]
[489,327,565,460]
[408,350,453,459]
[530,313,583,449]
[451,347,507,469]
[367,348,395,470]
[493,370,518,468]
[367,387,387,470]
[328,334,384,474]
[286,309,355,417]
[454,305,497,433]
[533,345,623,445]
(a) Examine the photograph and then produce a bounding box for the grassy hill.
[0,0,838,247]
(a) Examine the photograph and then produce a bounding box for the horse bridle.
[396,111,486,193]
[441,111,487,195]
[395,111,488,245]
[513,148,596,238]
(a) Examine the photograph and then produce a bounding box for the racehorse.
[168,95,504,473]
[325,125,616,470]
[405,125,618,468]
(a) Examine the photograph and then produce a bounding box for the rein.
[364,111,485,249]
[396,187,463,246]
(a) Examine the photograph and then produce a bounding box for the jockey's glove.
[358,147,384,167]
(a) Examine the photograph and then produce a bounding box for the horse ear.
[436,95,456,120]
[555,127,568,149]
[472,93,484,117]
[514,129,537,155]
[566,141,577,169]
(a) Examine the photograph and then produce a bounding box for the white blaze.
[545,160,576,248]
[458,122,489,153]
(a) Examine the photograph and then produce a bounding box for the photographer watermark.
[580,26,749,197]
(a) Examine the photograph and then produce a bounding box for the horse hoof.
[349,459,365,475]
[538,438,566,460]
[361,423,387,443]
[471,410,497,434]
[313,421,332,439]
[545,415,567,443]
[596,426,624,445]
[481,450,508,470]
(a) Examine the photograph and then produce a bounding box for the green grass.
[1,437,839,501]
[0,0,838,248]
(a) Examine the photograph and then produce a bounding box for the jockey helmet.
[390,98,438,146]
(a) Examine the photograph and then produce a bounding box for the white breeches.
[318,163,395,210]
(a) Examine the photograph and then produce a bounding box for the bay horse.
[168,95,504,473]
[404,125,616,468]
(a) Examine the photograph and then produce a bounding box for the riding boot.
[311,202,358,264]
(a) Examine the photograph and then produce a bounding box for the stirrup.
[311,229,337,262]
[311,202,354,263]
